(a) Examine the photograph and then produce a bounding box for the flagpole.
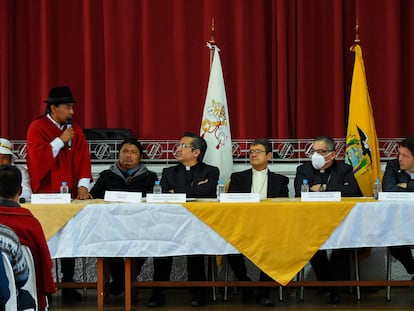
[208,18,215,68]
[350,0,360,51]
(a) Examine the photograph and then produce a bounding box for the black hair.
[251,138,272,154]
[119,138,144,156]
[314,136,335,152]
[0,165,22,199]
[183,132,207,162]
[401,136,414,156]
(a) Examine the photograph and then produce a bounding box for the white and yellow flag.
[345,44,382,196]
[200,45,233,184]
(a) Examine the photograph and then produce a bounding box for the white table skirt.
[47,203,238,258]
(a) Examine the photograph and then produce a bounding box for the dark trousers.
[227,254,273,297]
[152,255,206,296]
[390,246,414,274]
[310,249,352,281]
[61,258,76,282]
[153,255,206,281]
[109,258,146,285]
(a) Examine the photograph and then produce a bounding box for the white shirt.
[251,168,268,200]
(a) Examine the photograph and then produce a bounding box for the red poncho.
[26,116,92,198]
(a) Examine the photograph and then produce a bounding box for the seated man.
[148,132,219,307]
[90,138,158,295]
[0,138,32,202]
[294,136,361,304]
[227,139,289,306]
[383,136,414,274]
[0,165,55,310]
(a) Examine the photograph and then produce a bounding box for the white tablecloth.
[47,201,414,259]
[47,203,238,258]
[322,201,414,249]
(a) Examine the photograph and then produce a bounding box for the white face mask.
[311,152,328,170]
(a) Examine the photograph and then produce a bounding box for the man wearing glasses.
[147,132,219,307]
[383,136,414,276]
[227,138,289,306]
[294,136,361,304]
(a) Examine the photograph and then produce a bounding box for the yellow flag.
[345,44,382,197]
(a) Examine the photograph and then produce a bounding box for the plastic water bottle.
[301,179,309,192]
[60,181,69,194]
[153,180,162,194]
[216,179,225,200]
[374,178,382,199]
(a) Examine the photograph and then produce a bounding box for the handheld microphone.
[66,118,72,149]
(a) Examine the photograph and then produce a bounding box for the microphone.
[66,118,72,149]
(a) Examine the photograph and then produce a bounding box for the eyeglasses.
[248,149,267,155]
[178,143,195,150]
[310,149,331,155]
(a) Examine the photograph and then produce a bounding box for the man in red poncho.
[0,165,56,310]
[26,86,92,302]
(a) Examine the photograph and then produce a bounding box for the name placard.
[378,192,414,201]
[301,191,341,202]
[146,193,186,203]
[31,193,71,204]
[220,193,260,203]
[104,191,142,203]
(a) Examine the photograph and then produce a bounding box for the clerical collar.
[407,170,414,179]
[47,114,65,129]
[252,168,268,175]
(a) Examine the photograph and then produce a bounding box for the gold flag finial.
[209,18,215,45]
[350,21,360,51]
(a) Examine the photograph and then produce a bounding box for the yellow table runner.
[184,198,362,285]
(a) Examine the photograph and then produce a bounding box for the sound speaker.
[83,128,133,162]
[83,128,132,140]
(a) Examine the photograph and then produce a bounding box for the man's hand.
[76,186,92,200]
[397,183,408,189]
[310,184,322,192]
[60,127,74,144]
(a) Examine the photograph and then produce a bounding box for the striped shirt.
[0,224,29,288]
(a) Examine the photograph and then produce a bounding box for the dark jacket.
[90,162,158,198]
[228,168,289,198]
[383,159,414,192]
[294,160,361,197]
[160,162,219,198]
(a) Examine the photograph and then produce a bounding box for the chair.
[2,252,17,311]
[21,246,38,310]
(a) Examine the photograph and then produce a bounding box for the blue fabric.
[0,250,11,303]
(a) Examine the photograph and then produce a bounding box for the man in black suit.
[147,132,219,308]
[383,136,414,275]
[227,138,289,306]
[294,136,361,304]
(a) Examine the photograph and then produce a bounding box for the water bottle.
[301,179,309,192]
[153,180,162,194]
[216,179,225,200]
[60,181,69,193]
[374,177,382,199]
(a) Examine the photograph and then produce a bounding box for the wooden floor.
[51,286,414,310]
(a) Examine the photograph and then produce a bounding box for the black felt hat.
[44,86,77,104]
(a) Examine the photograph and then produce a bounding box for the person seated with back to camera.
[227,138,289,307]
[0,165,55,310]
[0,223,30,310]
[382,136,414,275]
[90,138,158,296]
[294,135,361,304]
